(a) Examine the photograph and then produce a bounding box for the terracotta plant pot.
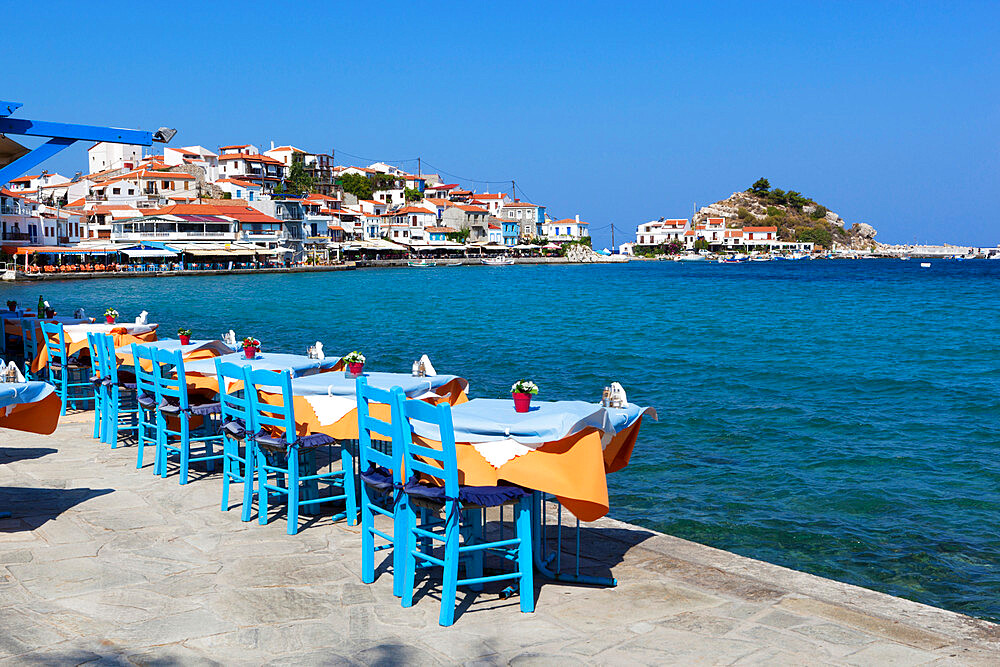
[512,392,532,413]
[244,346,258,359]
[179,335,191,345]
[105,316,115,324]
[348,362,364,376]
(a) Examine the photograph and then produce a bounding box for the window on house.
[112,188,120,195]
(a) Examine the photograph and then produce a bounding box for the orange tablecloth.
[0,387,61,435]
[32,325,159,374]
[412,419,645,522]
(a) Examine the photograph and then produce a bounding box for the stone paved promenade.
[2,415,999,665]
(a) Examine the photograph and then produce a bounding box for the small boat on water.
[749,254,772,262]
[675,252,708,262]
[407,260,437,267]
[482,257,515,266]
[899,256,911,261]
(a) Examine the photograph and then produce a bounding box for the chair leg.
[256,446,269,526]
[240,445,254,522]
[439,503,460,627]
[220,438,232,512]
[401,504,417,609]
[342,446,357,526]
[361,486,374,585]
[287,448,299,535]
[516,498,535,613]
[391,493,406,598]
[109,388,119,449]
[179,416,190,485]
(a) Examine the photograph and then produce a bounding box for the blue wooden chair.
[356,377,410,596]
[398,398,534,626]
[149,346,224,484]
[96,334,139,448]
[130,344,160,470]
[39,321,95,415]
[215,358,255,521]
[19,317,38,381]
[245,368,356,535]
[85,332,105,440]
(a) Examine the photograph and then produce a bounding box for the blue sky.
[5,1,999,247]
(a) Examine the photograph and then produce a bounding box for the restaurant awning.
[176,243,257,257]
[9,246,116,255]
[121,248,178,258]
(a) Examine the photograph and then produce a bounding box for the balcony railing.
[3,232,34,241]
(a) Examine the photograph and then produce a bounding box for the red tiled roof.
[743,226,778,233]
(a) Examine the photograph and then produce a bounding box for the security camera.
[152,127,178,143]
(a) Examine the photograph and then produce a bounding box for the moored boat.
[407,260,437,267]
[482,257,515,266]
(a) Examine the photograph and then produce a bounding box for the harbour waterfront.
[4,258,999,622]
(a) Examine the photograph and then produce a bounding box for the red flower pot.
[513,392,532,413]
[348,362,364,376]
[244,346,258,359]
[105,315,115,324]
[179,335,191,345]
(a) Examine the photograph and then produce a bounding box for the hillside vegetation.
[696,178,876,250]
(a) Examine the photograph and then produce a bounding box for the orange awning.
[10,246,118,255]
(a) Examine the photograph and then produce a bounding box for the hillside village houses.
[632,217,814,254]
[1,139,592,268]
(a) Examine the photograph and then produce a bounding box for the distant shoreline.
[0,256,625,282]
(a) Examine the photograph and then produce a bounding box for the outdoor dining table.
[181,352,343,394]
[0,381,62,519]
[274,370,470,441]
[408,398,655,522]
[31,323,159,374]
[0,381,61,435]
[407,398,655,586]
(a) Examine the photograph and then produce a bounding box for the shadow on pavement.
[0,447,58,464]
[0,486,114,531]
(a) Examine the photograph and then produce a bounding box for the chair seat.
[254,430,335,453]
[403,478,528,508]
[50,362,88,372]
[360,464,396,493]
[159,397,221,416]
[222,417,247,439]
[138,392,156,409]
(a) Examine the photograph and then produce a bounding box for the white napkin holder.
[222,330,238,348]
[418,354,436,377]
[603,382,628,408]
[134,310,149,325]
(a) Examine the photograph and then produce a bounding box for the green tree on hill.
[748,178,770,195]
[276,162,315,196]
[338,173,374,200]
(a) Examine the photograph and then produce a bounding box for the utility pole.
[512,179,516,200]
[611,224,616,251]
[418,157,421,176]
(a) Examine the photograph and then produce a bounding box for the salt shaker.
[412,360,420,376]
[601,386,610,407]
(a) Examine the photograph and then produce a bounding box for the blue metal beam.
[0,101,23,117]
[0,118,152,146]
[0,137,75,187]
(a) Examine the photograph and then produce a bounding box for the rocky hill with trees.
[694,179,877,250]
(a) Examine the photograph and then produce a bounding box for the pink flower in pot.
[511,379,539,413]
[178,328,192,345]
[104,308,118,324]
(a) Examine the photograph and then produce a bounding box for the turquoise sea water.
[4,259,999,621]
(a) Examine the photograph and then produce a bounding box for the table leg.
[530,491,617,587]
